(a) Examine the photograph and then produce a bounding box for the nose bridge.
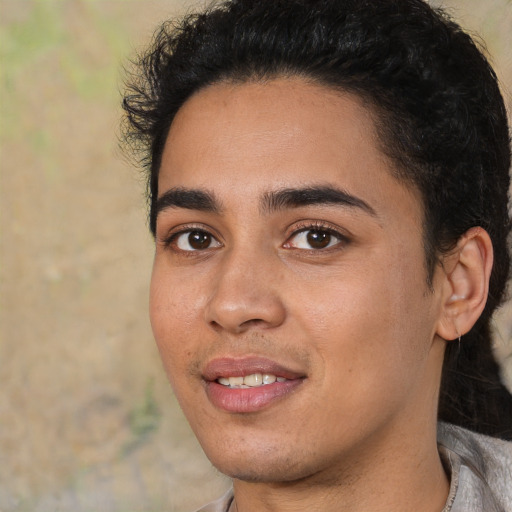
[204,243,286,333]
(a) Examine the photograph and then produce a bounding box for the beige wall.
[0,1,510,511]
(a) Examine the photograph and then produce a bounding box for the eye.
[172,230,222,251]
[285,228,344,250]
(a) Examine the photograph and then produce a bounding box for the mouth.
[203,356,306,413]
[217,373,288,388]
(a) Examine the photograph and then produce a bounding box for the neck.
[230,420,449,512]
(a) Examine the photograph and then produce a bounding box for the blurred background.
[0,1,511,511]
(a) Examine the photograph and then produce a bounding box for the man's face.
[150,79,447,482]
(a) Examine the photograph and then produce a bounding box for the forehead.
[164,78,376,178]
[159,78,421,220]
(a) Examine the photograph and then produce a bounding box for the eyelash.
[161,221,349,254]
[284,221,349,251]
[162,225,221,253]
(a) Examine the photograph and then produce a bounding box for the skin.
[150,78,462,511]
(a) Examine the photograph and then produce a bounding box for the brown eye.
[174,230,221,251]
[188,231,212,249]
[285,227,345,250]
[306,230,331,249]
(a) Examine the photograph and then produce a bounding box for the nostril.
[209,317,266,333]
[209,320,222,331]
[240,318,266,328]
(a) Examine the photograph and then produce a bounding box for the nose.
[204,249,286,334]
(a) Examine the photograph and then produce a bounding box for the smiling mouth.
[203,357,305,412]
[217,373,288,388]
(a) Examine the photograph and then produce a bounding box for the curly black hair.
[122,0,512,438]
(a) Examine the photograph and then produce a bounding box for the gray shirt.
[196,423,512,512]
[438,423,511,511]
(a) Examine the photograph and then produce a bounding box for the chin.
[206,447,317,483]
[217,465,307,484]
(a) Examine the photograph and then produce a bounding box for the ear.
[436,227,493,341]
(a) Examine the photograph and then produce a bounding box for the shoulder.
[193,488,234,512]
[437,422,512,512]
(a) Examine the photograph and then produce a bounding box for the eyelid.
[283,220,350,250]
[159,223,223,250]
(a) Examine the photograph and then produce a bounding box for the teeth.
[229,376,244,387]
[244,373,262,387]
[217,373,285,388]
[263,374,277,384]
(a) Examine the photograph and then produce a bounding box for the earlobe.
[436,227,493,341]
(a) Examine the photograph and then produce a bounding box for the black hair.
[122,0,512,438]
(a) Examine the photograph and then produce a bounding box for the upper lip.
[202,356,305,382]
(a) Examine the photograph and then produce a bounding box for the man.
[122,0,512,510]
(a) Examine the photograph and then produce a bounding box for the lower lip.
[206,379,303,413]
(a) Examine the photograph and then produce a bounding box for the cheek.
[291,264,433,434]
[149,265,202,372]
[292,253,431,375]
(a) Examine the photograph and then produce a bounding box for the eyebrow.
[154,184,377,218]
[154,187,221,216]
[261,186,377,216]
